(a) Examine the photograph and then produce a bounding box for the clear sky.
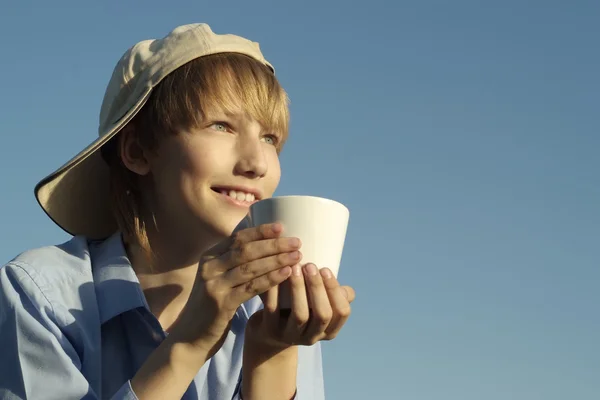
[1,1,598,399]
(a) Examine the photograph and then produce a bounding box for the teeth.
[223,189,256,202]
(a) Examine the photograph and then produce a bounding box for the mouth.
[211,186,262,207]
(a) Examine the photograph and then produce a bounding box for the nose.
[234,136,268,179]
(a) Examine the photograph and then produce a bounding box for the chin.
[208,212,248,238]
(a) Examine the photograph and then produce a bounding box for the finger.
[203,223,284,260]
[230,266,292,305]
[266,281,290,334]
[204,237,300,281]
[228,237,301,268]
[262,285,279,315]
[302,264,333,344]
[262,286,283,335]
[321,269,352,339]
[223,250,302,286]
[232,223,285,247]
[283,264,310,339]
[340,285,356,303]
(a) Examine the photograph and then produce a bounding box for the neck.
[124,230,220,332]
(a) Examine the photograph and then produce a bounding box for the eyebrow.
[224,111,260,127]
[203,107,243,120]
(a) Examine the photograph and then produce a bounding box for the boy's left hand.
[247,263,355,348]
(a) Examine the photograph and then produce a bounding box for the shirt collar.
[89,232,149,324]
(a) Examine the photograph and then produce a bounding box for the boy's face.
[147,108,282,248]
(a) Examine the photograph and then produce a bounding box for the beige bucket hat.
[34,23,274,240]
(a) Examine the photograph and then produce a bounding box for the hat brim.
[34,89,153,240]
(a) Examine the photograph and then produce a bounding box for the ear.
[119,125,151,176]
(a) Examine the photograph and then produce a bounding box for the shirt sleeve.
[295,342,325,399]
[0,263,137,400]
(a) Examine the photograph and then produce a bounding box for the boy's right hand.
[171,222,301,357]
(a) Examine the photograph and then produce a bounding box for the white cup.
[249,196,350,308]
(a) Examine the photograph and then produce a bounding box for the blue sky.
[1,1,598,399]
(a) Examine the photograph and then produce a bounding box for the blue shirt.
[0,233,324,399]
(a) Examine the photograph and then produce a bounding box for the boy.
[0,23,355,399]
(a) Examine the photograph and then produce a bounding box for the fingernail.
[292,264,302,276]
[279,266,291,276]
[289,251,300,261]
[321,268,333,279]
[272,223,283,233]
[288,237,300,248]
[303,263,317,276]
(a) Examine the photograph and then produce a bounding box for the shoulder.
[7,235,92,274]
[0,237,104,397]
[0,236,96,324]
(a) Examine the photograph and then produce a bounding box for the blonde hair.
[101,53,290,254]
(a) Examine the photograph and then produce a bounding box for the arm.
[241,334,299,399]
[241,340,325,400]
[240,263,353,400]
[129,324,212,399]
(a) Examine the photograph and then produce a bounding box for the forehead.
[199,88,285,136]
[146,54,289,146]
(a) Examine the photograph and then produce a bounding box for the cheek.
[178,148,222,196]
[151,141,215,206]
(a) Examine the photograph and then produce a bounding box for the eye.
[261,134,279,146]
[210,122,230,132]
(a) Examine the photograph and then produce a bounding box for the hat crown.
[98,23,270,138]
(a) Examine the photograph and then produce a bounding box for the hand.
[247,263,356,348]
[172,222,302,357]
